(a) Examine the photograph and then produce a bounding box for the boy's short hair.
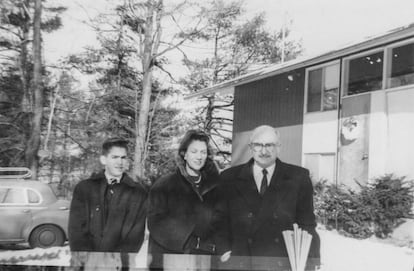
[102,137,129,156]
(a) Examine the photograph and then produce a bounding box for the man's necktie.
[109,178,118,194]
[260,168,268,196]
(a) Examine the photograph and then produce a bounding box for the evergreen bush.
[314,174,414,239]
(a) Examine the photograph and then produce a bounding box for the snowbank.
[320,230,414,271]
[0,229,412,271]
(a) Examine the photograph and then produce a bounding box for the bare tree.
[25,0,43,178]
[182,1,303,166]
[122,0,203,180]
[76,0,207,180]
[131,0,163,179]
[0,0,65,172]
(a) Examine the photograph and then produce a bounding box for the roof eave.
[186,23,414,99]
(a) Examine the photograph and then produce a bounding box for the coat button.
[247,238,253,244]
[274,238,279,243]
[247,212,253,218]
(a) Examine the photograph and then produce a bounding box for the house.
[188,23,414,189]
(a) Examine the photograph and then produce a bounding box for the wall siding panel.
[232,68,306,166]
[233,68,305,133]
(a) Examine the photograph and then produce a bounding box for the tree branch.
[0,122,24,132]
[155,63,178,83]
[111,114,137,136]
[210,131,231,141]
[53,125,91,153]
[211,126,233,134]
[0,26,22,39]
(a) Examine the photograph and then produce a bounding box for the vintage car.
[0,176,69,248]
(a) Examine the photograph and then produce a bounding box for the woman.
[147,130,229,270]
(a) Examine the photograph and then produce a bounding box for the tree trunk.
[19,31,31,113]
[25,0,43,179]
[204,26,220,134]
[19,0,32,113]
[134,68,152,179]
[133,0,162,180]
[204,95,214,132]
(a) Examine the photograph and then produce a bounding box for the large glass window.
[306,63,339,112]
[389,42,414,88]
[307,69,322,112]
[345,51,384,95]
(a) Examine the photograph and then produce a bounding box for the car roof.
[0,180,57,203]
[0,179,48,187]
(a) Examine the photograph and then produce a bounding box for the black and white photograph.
[0,0,413,270]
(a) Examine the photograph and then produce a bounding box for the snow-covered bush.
[314,175,414,239]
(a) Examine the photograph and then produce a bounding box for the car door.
[0,187,32,242]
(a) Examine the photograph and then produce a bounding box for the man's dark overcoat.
[147,157,229,269]
[68,171,147,253]
[219,158,320,260]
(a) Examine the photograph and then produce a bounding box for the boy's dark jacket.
[68,171,147,252]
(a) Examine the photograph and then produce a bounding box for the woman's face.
[184,140,208,175]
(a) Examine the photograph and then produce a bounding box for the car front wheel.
[29,224,65,248]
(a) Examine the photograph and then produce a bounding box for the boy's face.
[100,146,128,178]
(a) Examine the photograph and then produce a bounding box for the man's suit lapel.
[98,179,107,228]
[252,159,290,234]
[234,161,262,211]
[102,183,126,231]
[102,176,138,243]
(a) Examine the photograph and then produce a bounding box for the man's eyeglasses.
[250,142,279,152]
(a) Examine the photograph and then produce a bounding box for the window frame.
[385,37,414,90]
[26,188,43,205]
[304,60,340,113]
[0,187,43,206]
[0,187,27,205]
[342,48,386,97]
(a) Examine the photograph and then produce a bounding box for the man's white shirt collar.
[252,162,276,192]
[105,172,121,184]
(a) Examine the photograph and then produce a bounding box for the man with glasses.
[219,125,320,268]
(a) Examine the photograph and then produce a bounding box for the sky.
[44,0,414,70]
[243,0,414,56]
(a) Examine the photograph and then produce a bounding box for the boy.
[69,138,147,253]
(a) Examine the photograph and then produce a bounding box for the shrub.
[314,174,414,239]
[314,180,374,238]
[359,174,414,237]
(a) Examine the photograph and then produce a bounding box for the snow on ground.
[0,245,70,266]
[0,229,413,270]
[319,229,414,271]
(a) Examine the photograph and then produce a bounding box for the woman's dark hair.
[178,130,211,159]
[102,137,129,155]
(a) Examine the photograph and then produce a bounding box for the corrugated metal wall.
[233,68,305,132]
[231,68,306,166]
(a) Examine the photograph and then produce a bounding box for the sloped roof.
[186,22,414,99]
